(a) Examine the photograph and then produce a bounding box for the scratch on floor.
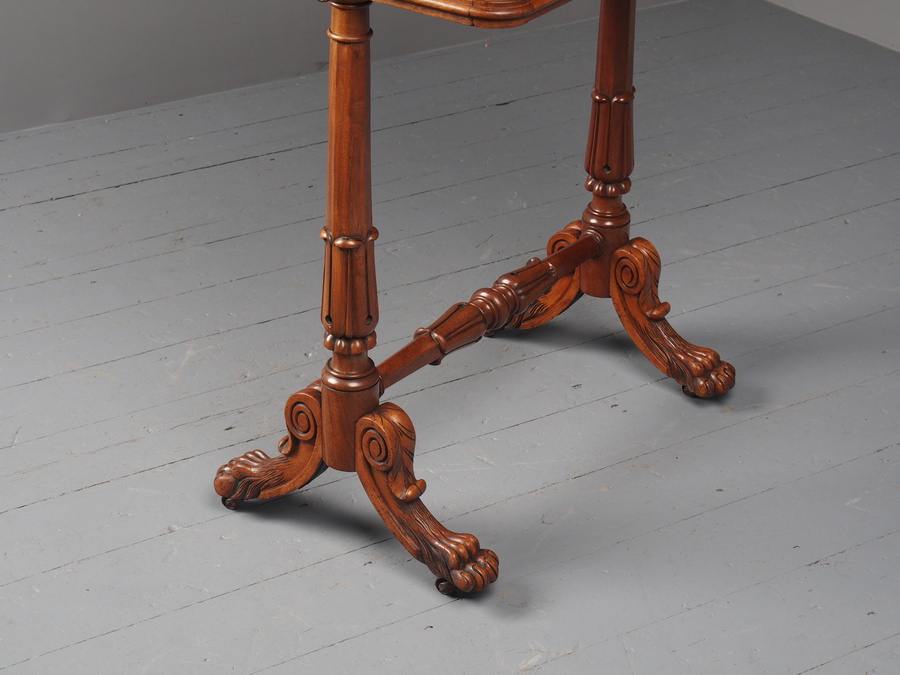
[168,342,217,381]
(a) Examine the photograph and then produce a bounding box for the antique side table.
[214,0,735,596]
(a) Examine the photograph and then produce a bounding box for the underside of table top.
[373,0,575,27]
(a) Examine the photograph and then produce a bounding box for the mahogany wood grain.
[373,0,575,27]
[214,0,735,595]
[319,0,381,472]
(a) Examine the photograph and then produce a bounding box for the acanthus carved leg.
[356,402,499,595]
[214,382,328,509]
[610,238,735,398]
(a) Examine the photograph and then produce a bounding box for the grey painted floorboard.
[2,0,899,672]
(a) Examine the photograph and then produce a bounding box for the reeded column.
[579,0,636,298]
[320,0,381,471]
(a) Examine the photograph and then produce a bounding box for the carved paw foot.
[215,448,291,508]
[673,342,737,398]
[431,534,500,596]
[214,384,327,508]
[611,238,735,398]
[357,403,499,595]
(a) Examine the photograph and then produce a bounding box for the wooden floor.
[3,0,899,672]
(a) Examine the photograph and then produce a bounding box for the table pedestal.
[214,0,734,595]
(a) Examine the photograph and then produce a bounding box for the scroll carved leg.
[356,403,499,595]
[214,382,328,509]
[610,238,735,398]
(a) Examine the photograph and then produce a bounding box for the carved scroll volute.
[213,383,328,508]
[356,403,499,595]
[611,238,736,398]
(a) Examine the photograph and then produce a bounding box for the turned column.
[320,0,381,471]
[579,0,636,298]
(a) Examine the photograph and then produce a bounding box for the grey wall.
[766,0,900,52]
[7,0,893,135]
[0,0,599,134]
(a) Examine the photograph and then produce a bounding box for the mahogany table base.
[214,0,735,596]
